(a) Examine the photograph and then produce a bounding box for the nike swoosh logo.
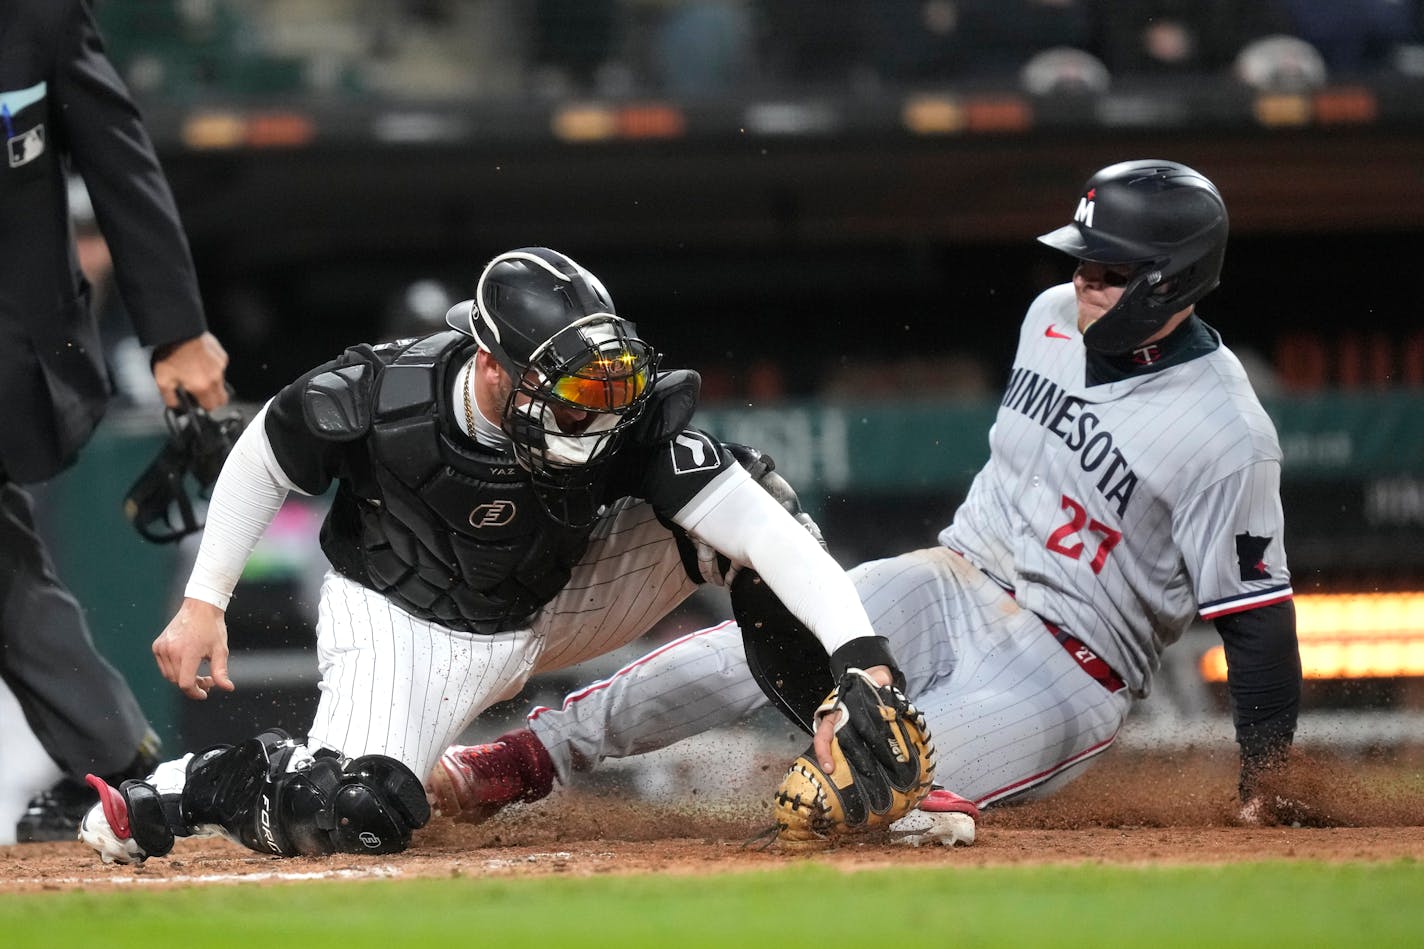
[1044,325,1072,340]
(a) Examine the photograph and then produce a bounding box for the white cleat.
[77,775,148,866]
[891,788,979,847]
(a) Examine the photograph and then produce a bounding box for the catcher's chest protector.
[331,333,598,633]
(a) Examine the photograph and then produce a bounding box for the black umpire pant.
[0,477,151,779]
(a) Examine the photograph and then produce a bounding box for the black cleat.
[16,777,95,843]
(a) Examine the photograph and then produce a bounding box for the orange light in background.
[182,112,246,150]
[617,104,685,140]
[903,95,966,135]
[552,105,618,142]
[181,111,315,149]
[1253,93,1312,127]
[964,96,1032,133]
[1313,87,1378,125]
[1296,592,1424,637]
[245,113,316,148]
[551,104,686,142]
[1199,592,1424,681]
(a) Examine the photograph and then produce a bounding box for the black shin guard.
[178,728,430,858]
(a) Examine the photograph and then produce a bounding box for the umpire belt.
[1043,621,1127,693]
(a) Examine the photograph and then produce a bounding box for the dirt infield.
[4,747,1422,891]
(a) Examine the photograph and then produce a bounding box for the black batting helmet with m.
[1038,159,1229,354]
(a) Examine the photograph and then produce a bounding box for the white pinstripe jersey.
[943,283,1292,695]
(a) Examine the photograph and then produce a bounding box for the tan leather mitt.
[770,669,936,849]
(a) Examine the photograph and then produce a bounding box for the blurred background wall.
[32,0,1424,758]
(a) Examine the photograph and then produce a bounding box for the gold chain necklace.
[461,359,477,437]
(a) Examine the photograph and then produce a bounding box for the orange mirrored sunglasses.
[549,350,649,411]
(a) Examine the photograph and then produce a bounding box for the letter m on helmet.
[1074,196,1095,228]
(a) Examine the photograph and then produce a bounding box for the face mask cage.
[499,319,660,526]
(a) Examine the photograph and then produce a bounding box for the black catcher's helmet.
[445,248,659,523]
[1037,159,1229,353]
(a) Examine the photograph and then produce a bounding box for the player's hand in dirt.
[153,597,235,700]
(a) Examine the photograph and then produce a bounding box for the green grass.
[4,861,1421,948]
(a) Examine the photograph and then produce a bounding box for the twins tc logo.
[1074,187,1097,228]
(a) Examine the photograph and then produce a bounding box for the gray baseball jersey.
[945,283,1292,695]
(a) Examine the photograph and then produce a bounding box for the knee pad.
[259,752,430,856]
[324,755,432,854]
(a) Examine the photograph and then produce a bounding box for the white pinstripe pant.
[306,497,699,781]
[529,547,1134,807]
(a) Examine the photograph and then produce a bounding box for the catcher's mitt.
[769,669,935,848]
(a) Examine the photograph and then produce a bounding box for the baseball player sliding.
[432,161,1303,837]
[78,247,923,864]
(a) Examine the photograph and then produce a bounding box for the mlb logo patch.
[669,432,720,475]
[1235,532,1273,581]
[7,123,45,168]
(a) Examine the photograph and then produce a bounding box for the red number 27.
[1045,494,1122,574]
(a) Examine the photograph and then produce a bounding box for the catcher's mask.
[1037,159,1228,354]
[445,248,659,526]
[123,390,246,543]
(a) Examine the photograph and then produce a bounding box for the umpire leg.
[0,480,154,779]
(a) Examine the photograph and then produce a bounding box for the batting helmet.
[1037,159,1228,354]
[444,248,659,523]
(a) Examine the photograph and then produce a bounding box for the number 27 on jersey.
[1045,494,1122,574]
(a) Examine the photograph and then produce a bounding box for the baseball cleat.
[78,775,148,865]
[18,740,161,843]
[16,778,95,843]
[428,729,555,824]
[890,787,979,847]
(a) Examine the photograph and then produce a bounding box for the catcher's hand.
[769,668,935,848]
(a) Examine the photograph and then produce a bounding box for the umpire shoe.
[890,787,979,847]
[428,729,555,824]
[16,740,161,843]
